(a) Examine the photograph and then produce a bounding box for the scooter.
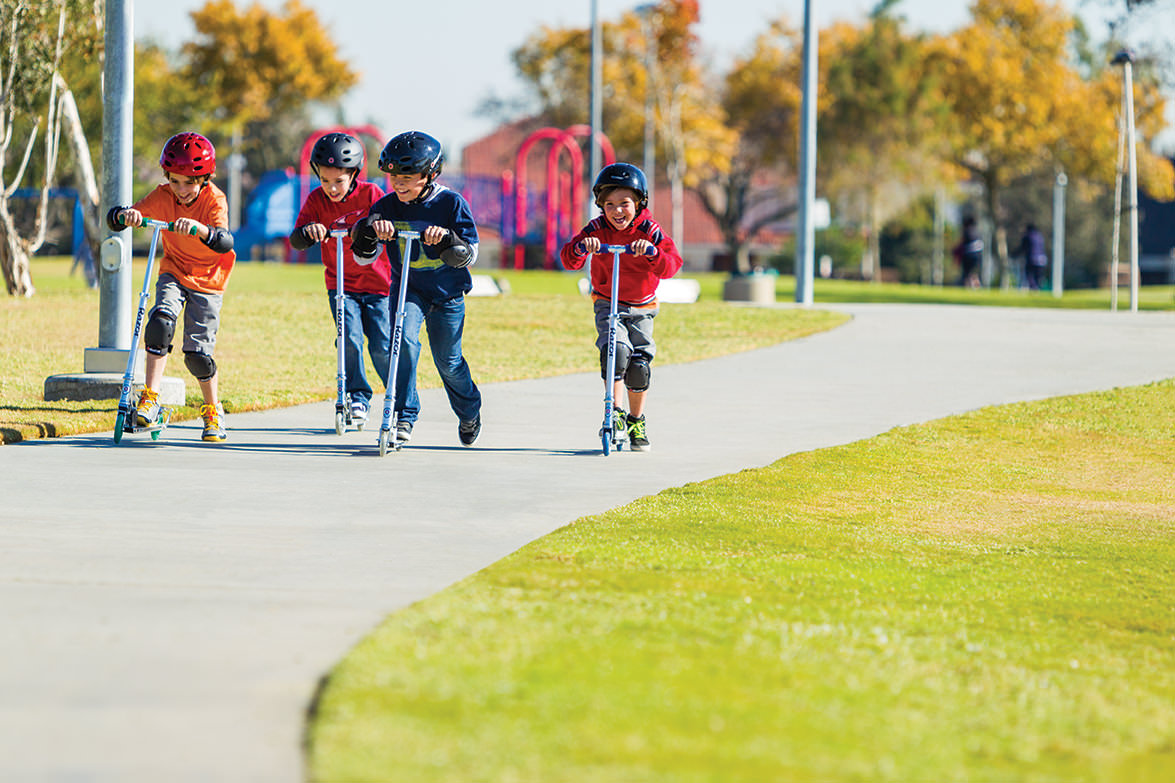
[112,218,195,444]
[377,230,421,457]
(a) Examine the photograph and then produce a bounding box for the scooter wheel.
[378,428,389,457]
[335,410,346,436]
[601,428,611,456]
[113,413,125,444]
[151,427,161,441]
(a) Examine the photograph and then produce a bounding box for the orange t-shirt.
[133,182,235,294]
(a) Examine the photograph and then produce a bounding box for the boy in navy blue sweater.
[350,131,482,446]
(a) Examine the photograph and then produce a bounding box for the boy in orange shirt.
[107,132,236,442]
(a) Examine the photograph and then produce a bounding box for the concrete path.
[2,304,1173,783]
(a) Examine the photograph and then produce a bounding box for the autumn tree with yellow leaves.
[512,1,730,188]
[928,0,1173,287]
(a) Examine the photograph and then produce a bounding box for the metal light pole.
[794,0,817,305]
[588,0,602,222]
[90,0,134,371]
[637,3,657,215]
[1112,49,1139,312]
[1051,171,1066,298]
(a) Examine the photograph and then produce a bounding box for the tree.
[927,0,1172,287]
[696,18,805,273]
[183,0,356,130]
[0,0,101,297]
[818,10,956,281]
[177,0,357,189]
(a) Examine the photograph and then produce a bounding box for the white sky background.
[134,0,1126,163]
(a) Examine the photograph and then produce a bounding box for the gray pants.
[593,299,657,361]
[151,272,223,356]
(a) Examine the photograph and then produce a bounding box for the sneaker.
[627,414,650,452]
[394,419,413,443]
[458,415,481,447]
[135,387,161,427]
[201,403,227,443]
[612,407,627,438]
[350,400,369,424]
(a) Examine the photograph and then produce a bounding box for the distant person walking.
[953,216,983,289]
[1019,223,1048,291]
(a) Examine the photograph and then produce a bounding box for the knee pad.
[624,354,651,392]
[183,351,217,382]
[143,310,175,356]
[600,342,631,381]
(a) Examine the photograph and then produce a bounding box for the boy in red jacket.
[290,132,391,426]
[560,163,683,451]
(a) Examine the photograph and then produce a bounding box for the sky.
[134,0,1115,164]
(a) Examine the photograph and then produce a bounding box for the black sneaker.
[458,415,481,447]
[626,414,650,452]
[394,419,413,443]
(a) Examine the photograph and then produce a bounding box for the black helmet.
[378,131,444,181]
[592,163,648,212]
[310,132,365,176]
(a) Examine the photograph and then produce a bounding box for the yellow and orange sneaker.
[134,387,161,427]
[200,403,227,443]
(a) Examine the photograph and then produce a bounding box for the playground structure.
[501,125,615,270]
[231,125,613,270]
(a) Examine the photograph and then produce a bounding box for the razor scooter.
[377,230,421,457]
[329,228,357,435]
[599,244,631,456]
[112,218,196,444]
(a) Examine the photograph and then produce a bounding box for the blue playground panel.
[232,170,510,263]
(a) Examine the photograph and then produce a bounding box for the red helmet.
[160,132,216,177]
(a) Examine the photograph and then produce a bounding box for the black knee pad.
[625,354,651,392]
[183,351,217,382]
[143,309,175,356]
[601,342,631,381]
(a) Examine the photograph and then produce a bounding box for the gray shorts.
[151,272,223,355]
[593,299,657,359]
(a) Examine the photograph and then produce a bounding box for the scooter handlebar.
[141,217,199,236]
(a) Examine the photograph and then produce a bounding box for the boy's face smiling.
[391,172,429,203]
[317,165,356,203]
[600,187,639,231]
[166,172,204,207]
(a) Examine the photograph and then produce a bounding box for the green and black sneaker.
[612,407,627,443]
[626,414,650,452]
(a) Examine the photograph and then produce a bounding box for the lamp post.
[794,0,817,305]
[1112,49,1139,313]
[1051,171,1066,298]
[636,3,657,215]
[93,0,133,368]
[588,0,602,222]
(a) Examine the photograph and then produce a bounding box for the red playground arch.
[504,126,615,269]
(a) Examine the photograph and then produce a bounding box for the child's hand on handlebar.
[303,223,327,243]
[630,239,656,257]
[372,219,396,241]
[118,208,143,228]
[576,236,601,254]
[172,217,204,238]
[421,226,449,245]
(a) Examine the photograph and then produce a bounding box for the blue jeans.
[327,290,391,407]
[392,290,481,424]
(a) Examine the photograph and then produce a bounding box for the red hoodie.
[560,210,683,306]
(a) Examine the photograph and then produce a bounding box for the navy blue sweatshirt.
[353,184,479,302]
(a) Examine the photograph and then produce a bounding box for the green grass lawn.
[307,379,1175,783]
